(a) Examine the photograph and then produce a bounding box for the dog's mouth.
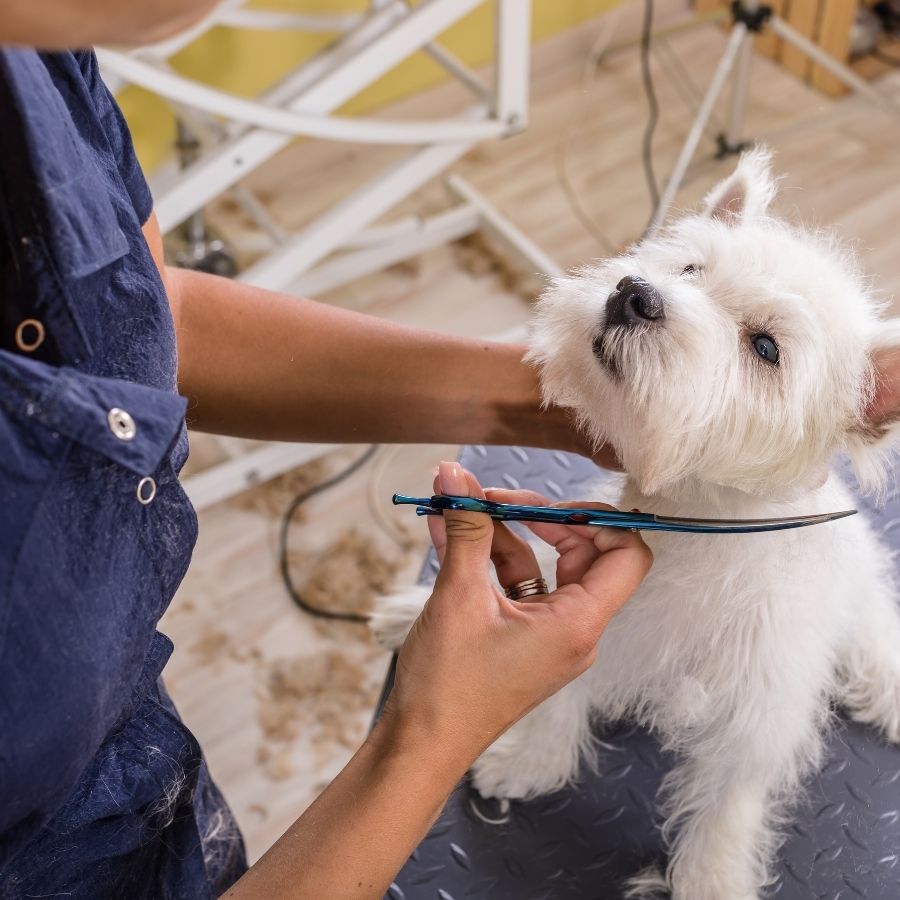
[592,276,667,377]
[591,322,659,378]
[591,329,620,377]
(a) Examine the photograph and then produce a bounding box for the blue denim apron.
[0,49,247,897]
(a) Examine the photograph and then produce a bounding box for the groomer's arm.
[226,717,469,899]
[2,0,217,48]
[223,463,652,898]
[144,216,612,463]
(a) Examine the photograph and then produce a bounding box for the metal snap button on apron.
[15,318,45,352]
[136,476,157,505]
[107,408,136,441]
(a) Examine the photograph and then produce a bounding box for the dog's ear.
[702,147,777,223]
[848,320,900,494]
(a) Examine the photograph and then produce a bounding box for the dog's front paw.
[624,866,669,899]
[368,585,429,650]
[624,864,760,900]
[666,857,761,900]
[624,864,761,900]
[470,735,581,801]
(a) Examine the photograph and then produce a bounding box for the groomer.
[0,3,652,897]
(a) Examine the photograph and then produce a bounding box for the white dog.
[372,149,900,899]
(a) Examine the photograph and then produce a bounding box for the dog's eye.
[680,264,700,278]
[750,333,779,364]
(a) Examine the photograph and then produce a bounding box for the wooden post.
[754,0,785,61]
[809,0,859,96]
[780,0,820,82]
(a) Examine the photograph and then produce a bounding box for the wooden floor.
[157,3,900,864]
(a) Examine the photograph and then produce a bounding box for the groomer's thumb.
[435,461,493,575]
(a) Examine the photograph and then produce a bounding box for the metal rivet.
[137,476,157,505]
[107,408,136,441]
[15,318,45,352]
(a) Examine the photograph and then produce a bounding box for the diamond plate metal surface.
[386,448,900,899]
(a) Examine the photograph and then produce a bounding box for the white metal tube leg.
[494,0,531,131]
[239,139,472,290]
[446,175,564,279]
[148,0,483,232]
[725,14,756,150]
[647,22,749,234]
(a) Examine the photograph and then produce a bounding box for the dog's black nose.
[605,276,665,326]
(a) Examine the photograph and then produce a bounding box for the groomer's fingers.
[485,488,618,542]
[426,474,448,564]
[430,480,542,591]
[553,528,652,633]
[550,536,599,588]
[486,489,624,586]
[433,463,493,582]
[489,520,542,594]
[427,468,487,565]
[426,512,447,565]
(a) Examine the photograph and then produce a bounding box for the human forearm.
[224,717,472,900]
[1,0,216,48]
[171,267,589,454]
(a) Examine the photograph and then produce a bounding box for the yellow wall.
[119,0,619,174]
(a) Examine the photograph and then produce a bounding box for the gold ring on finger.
[504,577,549,601]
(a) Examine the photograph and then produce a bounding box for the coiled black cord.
[278,444,379,624]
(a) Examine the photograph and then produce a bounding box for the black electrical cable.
[279,443,380,623]
[640,0,660,223]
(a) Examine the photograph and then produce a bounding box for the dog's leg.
[634,685,828,900]
[652,763,773,900]
[839,580,900,741]
[470,671,595,800]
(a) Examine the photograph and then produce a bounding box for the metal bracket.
[714,132,753,158]
[730,1,773,33]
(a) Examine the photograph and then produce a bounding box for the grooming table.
[382,446,900,900]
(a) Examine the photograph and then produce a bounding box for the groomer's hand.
[229,465,651,900]
[382,461,652,765]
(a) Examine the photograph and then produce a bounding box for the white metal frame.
[101,0,562,511]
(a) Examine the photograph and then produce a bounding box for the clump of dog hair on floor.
[251,524,411,780]
[255,647,382,781]
[189,629,231,667]
[454,231,545,301]
[296,526,407,627]
[228,457,330,517]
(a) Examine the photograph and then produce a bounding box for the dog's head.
[529,148,900,500]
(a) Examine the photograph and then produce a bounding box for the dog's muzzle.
[592,276,666,373]
[604,276,666,326]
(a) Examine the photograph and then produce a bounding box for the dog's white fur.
[371,149,900,899]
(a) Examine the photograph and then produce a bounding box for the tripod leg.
[648,23,749,235]
[771,15,900,119]
[722,22,755,155]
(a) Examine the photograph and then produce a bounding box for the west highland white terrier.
[372,148,900,899]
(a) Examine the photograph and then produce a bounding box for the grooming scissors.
[392,494,857,534]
